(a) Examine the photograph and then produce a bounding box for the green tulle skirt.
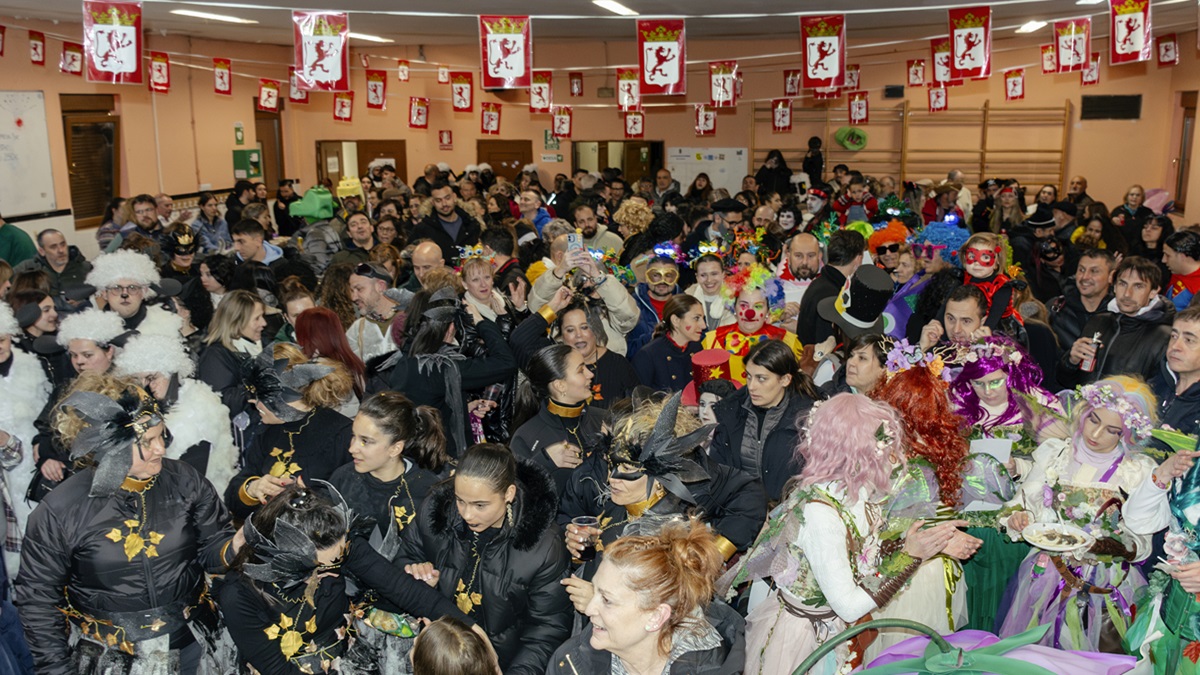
[961,526,1032,632]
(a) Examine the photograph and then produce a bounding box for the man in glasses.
[84,249,181,337]
[682,198,746,254]
[627,255,681,357]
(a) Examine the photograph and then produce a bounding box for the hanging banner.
[0,26,6,58]
[930,37,962,87]
[1041,44,1058,74]
[257,79,280,112]
[800,14,845,89]
[1054,17,1091,72]
[844,64,861,90]
[948,6,991,79]
[929,87,948,113]
[813,87,840,101]
[439,130,453,150]
[695,104,716,136]
[479,15,531,89]
[213,58,232,96]
[638,19,686,95]
[365,69,387,110]
[552,106,573,139]
[907,59,926,87]
[529,70,552,113]
[450,71,473,111]
[784,69,802,96]
[772,99,792,132]
[409,97,429,129]
[82,2,143,83]
[569,72,584,97]
[1110,0,1151,65]
[1081,52,1101,85]
[481,101,501,135]
[333,91,354,121]
[437,65,449,83]
[1004,68,1025,101]
[1158,33,1180,67]
[709,61,737,107]
[359,53,369,69]
[148,51,170,93]
[293,11,350,92]
[60,42,84,76]
[397,59,410,82]
[617,68,641,112]
[848,90,869,125]
[29,31,45,66]
[624,111,645,139]
[288,67,309,103]
[735,71,744,99]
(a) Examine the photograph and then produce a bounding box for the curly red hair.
[872,367,968,506]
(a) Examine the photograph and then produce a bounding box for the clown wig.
[868,220,909,254]
[794,392,906,506]
[914,221,971,269]
[721,264,786,323]
[950,336,1053,435]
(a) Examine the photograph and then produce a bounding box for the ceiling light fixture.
[1075,0,1105,4]
[348,32,395,43]
[1015,20,1047,33]
[169,9,258,24]
[593,0,639,17]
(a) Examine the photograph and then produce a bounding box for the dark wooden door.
[477,139,533,182]
[316,141,345,187]
[355,140,408,184]
[63,113,120,229]
[254,106,286,190]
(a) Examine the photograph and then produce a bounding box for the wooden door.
[622,141,663,184]
[476,139,533,182]
[1177,93,1196,212]
[316,141,344,186]
[63,113,120,229]
[355,140,408,184]
[254,107,286,190]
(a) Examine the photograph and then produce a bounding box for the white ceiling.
[0,0,1196,47]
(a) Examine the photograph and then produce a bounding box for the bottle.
[1080,331,1101,373]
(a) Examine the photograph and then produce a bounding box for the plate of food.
[1022,522,1094,552]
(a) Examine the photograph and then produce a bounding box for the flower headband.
[964,340,1023,367]
[881,338,953,382]
[1077,383,1153,442]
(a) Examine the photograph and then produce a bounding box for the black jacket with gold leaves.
[15,459,234,675]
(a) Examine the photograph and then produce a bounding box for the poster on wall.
[1081,51,1101,85]
[638,19,686,95]
[60,42,84,76]
[397,59,410,81]
[929,86,948,112]
[82,2,143,83]
[333,91,353,121]
[409,97,429,129]
[213,58,232,95]
[529,70,552,113]
[907,59,925,87]
[451,72,473,111]
[288,67,308,103]
[569,72,584,96]
[784,69,802,96]
[709,61,737,107]
[1040,44,1057,74]
[948,6,991,79]
[695,104,716,136]
[29,31,45,66]
[617,68,641,112]
[366,69,388,110]
[257,79,280,112]
[479,15,531,89]
[624,111,644,139]
[1004,68,1024,101]
[848,90,869,125]
[1054,17,1091,72]
[1158,33,1180,67]
[481,102,502,135]
[1110,0,1151,65]
[293,11,350,92]
[772,99,792,132]
[148,52,170,92]
[800,14,845,89]
[552,105,573,138]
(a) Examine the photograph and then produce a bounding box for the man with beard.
[15,229,92,298]
[627,255,680,357]
[777,232,821,323]
[409,182,481,266]
[796,229,864,345]
[120,194,169,261]
[347,261,406,362]
[575,203,623,254]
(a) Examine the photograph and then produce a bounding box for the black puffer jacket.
[1150,359,1200,453]
[396,461,570,675]
[709,388,817,503]
[408,206,483,267]
[1056,297,1175,388]
[1046,287,1114,352]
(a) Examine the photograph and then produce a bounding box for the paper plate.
[1022,522,1095,553]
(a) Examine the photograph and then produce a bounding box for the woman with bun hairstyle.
[632,295,704,392]
[549,516,746,675]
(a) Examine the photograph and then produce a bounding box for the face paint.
[807,196,826,214]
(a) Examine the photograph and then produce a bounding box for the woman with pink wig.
[719,393,970,674]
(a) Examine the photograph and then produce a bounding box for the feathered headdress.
[881,337,960,383]
[113,333,195,380]
[58,387,165,496]
[589,248,636,286]
[604,391,712,504]
[240,348,333,423]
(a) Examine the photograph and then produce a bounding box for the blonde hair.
[423,267,464,296]
[460,257,493,284]
[962,232,1005,270]
[206,289,264,350]
[303,358,353,409]
[53,372,140,454]
[613,200,655,235]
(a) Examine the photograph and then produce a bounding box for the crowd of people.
[0,148,1197,675]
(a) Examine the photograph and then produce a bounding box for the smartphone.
[566,232,584,255]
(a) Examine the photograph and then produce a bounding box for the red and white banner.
[848,90,869,124]
[0,26,6,58]
[213,58,232,95]
[1158,33,1180,67]
[617,68,641,112]
[288,67,309,103]
[365,69,387,110]
[931,37,962,87]
[695,104,716,136]
[845,64,861,90]
[800,15,845,89]
[784,69,802,96]
[1040,44,1057,74]
[60,42,84,76]
[437,65,449,83]
[552,106,572,139]
[1110,0,1151,65]
[948,6,991,79]
[529,70,552,113]
[450,72,473,111]
[624,111,645,139]
[397,59,410,82]
[82,2,143,83]
[1054,18,1091,72]
[481,101,501,135]
[1082,52,1101,85]
[409,97,429,129]
[479,15,531,89]
[1004,68,1025,101]
[29,31,45,66]
[148,52,169,93]
[813,87,840,101]
[359,53,369,69]
[638,19,686,95]
[709,61,737,107]
[293,11,349,92]
[333,91,353,121]
[772,99,792,132]
[439,130,453,150]
[907,59,926,87]
[569,72,584,97]
[257,79,280,112]
[929,87,948,113]
[735,71,744,99]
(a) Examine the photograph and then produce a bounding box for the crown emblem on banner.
[312,16,345,36]
[1113,0,1147,15]
[1056,21,1085,36]
[849,91,866,100]
[805,20,841,37]
[452,73,471,84]
[554,107,571,116]
[774,99,789,108]
[367,71,384,82]
[532,71,551,83]
[91,8,138,26]
[932,39,952,53]
[710,62,735,75]
[617,69,639,81]
[1006,69,1022,78]
[485,16,526,34]
[952,12,988,30]
[640,24,682,42]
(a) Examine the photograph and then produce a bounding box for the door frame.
[63,112,121,230]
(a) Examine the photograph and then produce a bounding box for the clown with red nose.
[701,264,803,383]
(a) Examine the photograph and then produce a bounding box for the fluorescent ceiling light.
[1016,20,1047,33]
[1076,0,1105,4]
[169,9,258,24]
[593,0,639,16]
[349,32,394,43]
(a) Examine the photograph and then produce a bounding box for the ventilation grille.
[1080,95,1141,120]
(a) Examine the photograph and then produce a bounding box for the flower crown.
[964,340,1023,366]
[882,338,952,382]
[1077,383,1153,443]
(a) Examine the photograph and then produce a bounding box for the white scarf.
[462,289,505,323]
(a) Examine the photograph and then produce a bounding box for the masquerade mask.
[647,268,679,284]
[912,243,947,260]
[875,243,901,256]
[964,247,1000,266]
[1038,241,1063,261]
[609,461,647,482]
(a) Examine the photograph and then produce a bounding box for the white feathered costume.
[84,248,183,338]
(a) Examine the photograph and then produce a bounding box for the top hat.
[818,265,895,338]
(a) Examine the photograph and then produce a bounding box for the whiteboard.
[0,91,56,217]
[666,147,749,196]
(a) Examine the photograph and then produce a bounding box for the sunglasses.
[647,269,679,284]
[875,243,901,256]
[912,243,947,260]
[354,262,393,284]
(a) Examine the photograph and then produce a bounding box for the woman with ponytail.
[548,516,746,674]
[632,294,704,392]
